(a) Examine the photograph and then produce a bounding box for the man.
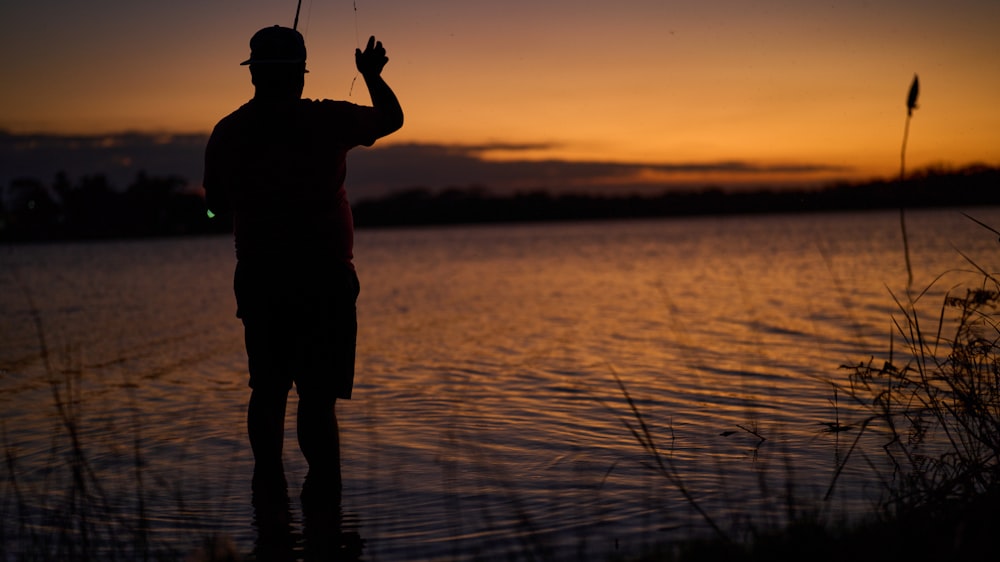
[203,25,403,503]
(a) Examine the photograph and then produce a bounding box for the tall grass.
[611,219,1000,560]
[899,74,920,290]
[608,367,730,543]
[607,74,999,560]
[838,251,1000,515]
[2,370,169,561]
[1,280,237,561]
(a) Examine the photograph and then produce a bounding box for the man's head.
[242,25,307,68]
[242,26,308,99]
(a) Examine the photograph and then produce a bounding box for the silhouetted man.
[203,25,403,509]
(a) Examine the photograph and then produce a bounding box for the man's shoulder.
[211,101,254,132]
[300,97,367,110]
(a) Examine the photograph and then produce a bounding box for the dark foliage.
[353,164,1000,228]
[3,164,997,241]
[0,171,225,242]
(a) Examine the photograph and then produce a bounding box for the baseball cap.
[240,25,308,70]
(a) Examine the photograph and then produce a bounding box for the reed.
[1,281,236,561]
[899,74,920,290]
[607,368,729,544]
[611,228,1000,561]
[836,250,1000,516]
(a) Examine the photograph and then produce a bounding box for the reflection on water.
[1,208,998,560]
[251,466,365,561]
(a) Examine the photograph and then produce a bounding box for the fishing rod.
[293,0,303,30]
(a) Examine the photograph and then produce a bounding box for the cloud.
[1,131,852,201]
[0,130,206,192]
[347,142,852,200]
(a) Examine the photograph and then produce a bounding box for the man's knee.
[298,394,337,415]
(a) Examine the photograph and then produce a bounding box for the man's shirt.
[204,98,381,268]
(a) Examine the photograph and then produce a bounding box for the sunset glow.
[2,0,998,190]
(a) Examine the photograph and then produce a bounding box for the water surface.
[2,208,998,560]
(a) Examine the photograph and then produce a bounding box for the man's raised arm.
[355,36,404,139]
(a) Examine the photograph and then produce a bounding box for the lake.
[2,208,998,560]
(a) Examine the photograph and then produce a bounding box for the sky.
[2,0,999,197]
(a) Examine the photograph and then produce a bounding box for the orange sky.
[2,0,998,189]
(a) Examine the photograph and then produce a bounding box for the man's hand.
[355,36,388,77]
[354,35,403,138]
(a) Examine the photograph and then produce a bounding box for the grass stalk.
[839,247,1000,516]
[608,367,730,543]
[6,277,194,560]
[899,74,920,293]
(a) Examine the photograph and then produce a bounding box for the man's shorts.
[234,259,360,400]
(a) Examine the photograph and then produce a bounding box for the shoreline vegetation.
[1,164,997,242]
[617,257,1000,561]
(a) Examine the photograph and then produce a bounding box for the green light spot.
[206,209,216,219]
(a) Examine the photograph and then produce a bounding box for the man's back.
[205,97,379,265]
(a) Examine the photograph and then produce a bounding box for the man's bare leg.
[297,396,342,501]
[248,387,289,478]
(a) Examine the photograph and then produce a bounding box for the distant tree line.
[0,171,224,242]
[2,164,998,242]
[352,164,1000,227]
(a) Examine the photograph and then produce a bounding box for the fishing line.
[353,1,361,47]
[349,0,361,97]
[294,0,361,97]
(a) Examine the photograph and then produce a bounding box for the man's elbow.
[382,111,404,136]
